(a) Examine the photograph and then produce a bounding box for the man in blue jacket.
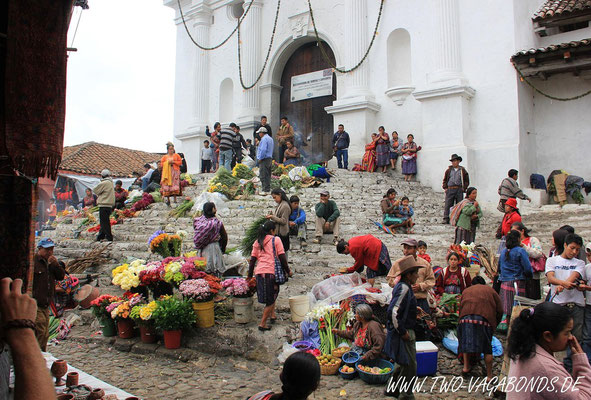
[332,124,350,169]
[256,127,274,195]
[289,195,307,247]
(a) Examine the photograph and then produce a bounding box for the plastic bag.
[308,273,364,307]
[242,155,256,169]
[288,166,311,181]
[193,192,230,216]
[277,342,299,364]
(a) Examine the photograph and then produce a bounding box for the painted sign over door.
[290,68,333,102]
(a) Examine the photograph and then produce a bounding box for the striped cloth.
[500,280,526,317]
[458,314,493,354]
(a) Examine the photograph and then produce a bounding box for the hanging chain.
[237,0,282,90]
[512,62,591,101]
[177,0,253,50]
[307,0,384,74]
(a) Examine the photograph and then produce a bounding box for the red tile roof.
[533,0,591,20]
[59,142,162,177]
[511,38,591,58]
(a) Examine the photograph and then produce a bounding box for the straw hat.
[393,255,424,278]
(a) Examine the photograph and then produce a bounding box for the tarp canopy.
[58,173,137,200]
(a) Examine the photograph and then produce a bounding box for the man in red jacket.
[337,234,391,286]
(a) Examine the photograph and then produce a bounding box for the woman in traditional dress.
[390,131,403,170]
[453,187,482,245]
[113,180,128,210]
[375,126,390,173]
[247,221,292,331]
[266,189,292,254]
[380,188,402,227]
[360,133,378,172]
[458,276,502,381]
[497,230,533,330]
[332,304,385,361]
[401,134,420,181]
[81,188,97,208]
[511,222,544,300]
[193,202,227,277]
[283,140,300,166]
[435,252,472,295]
[160,142,183,205]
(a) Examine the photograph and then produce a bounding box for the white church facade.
[164,0,591,203]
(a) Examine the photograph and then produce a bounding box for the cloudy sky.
[65,0,176,153]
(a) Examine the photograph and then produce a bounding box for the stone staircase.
[45,168,591,362]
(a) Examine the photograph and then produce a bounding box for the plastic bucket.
[288,295,310,322]
[99,318,117,337]
[192,300,215,328]
[117,319,135,339]
[233,297,254,324]
[163,329,182,349]
[140,325,157,344]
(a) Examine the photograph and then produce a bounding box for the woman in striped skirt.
[497,230,533,331]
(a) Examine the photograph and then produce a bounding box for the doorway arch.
[279,41,336,163]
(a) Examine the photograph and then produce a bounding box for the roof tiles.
[512,38,591,59]
[59,142,162,177]
[533,0,591,20]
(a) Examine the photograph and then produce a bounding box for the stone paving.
[45,169,591,399]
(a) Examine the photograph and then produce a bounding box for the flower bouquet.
[149,230,183,258]
[131,192,154,212]
[152,296,195,349]
[179,275,221,328]
[221,278,255,298]
[90,295,122,337]
[222,278,256,323]
[232,163,255,180]
[112,260,148,291]
[131,301,158,343]
[306,304,354,355]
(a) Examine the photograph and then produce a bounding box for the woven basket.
[319,358,342,375]
[331,347,350,358]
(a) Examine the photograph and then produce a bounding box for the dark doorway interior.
[279,41,336,164]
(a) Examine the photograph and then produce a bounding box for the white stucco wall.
[166,0,591,199]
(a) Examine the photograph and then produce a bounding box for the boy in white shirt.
[201,140,213,173]
[546,233,585,369]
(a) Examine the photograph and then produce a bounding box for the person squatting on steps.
[313,190,341,245]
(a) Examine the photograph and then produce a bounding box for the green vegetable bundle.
[169,200,195,218]
[210,167,240,187]
[232,164,255,180]
[48,316,60,341]
[239,216,268,257]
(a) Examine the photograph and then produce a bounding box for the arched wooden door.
[280,42,336,164]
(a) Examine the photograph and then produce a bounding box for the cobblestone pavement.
[51,336,499,399]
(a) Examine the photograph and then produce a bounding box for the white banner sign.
[290,68,333,102]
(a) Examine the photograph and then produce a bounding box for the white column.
[429,0,466,84]
[191,8,212,127]
[344,0,372,98]
[239,0,263,119]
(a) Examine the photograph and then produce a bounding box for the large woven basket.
[331,347,350,359]
[319,358,342,375]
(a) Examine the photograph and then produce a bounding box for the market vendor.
[33,238,66,351]
[387,238,434,314]
[336,234,392,287]
[193,202,227,277]
[332,304,385,360]
[114,180,128,210]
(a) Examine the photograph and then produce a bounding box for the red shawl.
[4,0,75,179]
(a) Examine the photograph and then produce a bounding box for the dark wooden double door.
[280,42,336,163]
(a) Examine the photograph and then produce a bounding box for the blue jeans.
[141,177,150,191]
[336,149,348,169]
[219,149,233,171]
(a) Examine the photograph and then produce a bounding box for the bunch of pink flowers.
[221,278,251,298]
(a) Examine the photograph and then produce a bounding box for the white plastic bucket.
[233,297,254,324]
[289,295,310,322]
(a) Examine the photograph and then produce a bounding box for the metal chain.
[177,0,253,51]
[237,0,282,90]
[307,0,384,74]
[512,62,591,101]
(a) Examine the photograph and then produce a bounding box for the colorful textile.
[401,142,418,175]
[500,280,526,317]
[346,235,389,273]
[458,314,493,355]
[160,154,182,196]
[361,142,377,172]
[5,0,73,179]
[256,273,279,306]
[375,136,390,167]
[354,326,369,348]
[193,216,223,250]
